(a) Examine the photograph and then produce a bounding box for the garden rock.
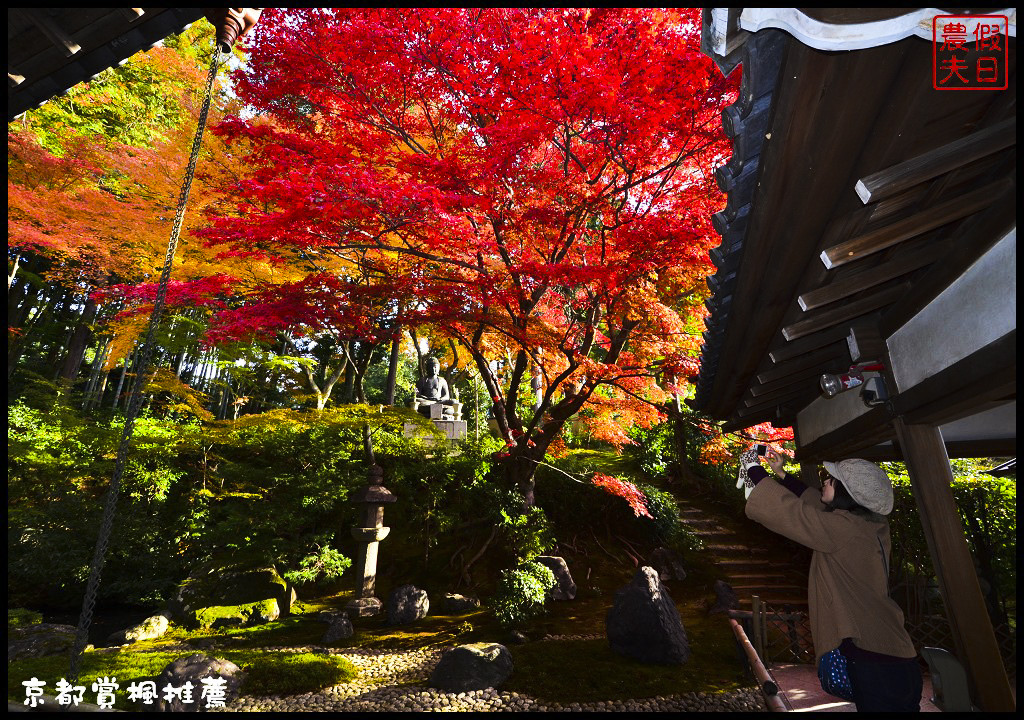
[153,653,244,712]
[709,579,740,615]
[536,555,577,600]
[320,611,354,642]
[429,643,514,692]
[106,612,171,646]
[8,623,78,663]
[606,566,690,665]
[387,584,429,625]
[442,593,481,614]
[649,546,687,582]
[167,564,291,629]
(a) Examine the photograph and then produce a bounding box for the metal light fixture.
[820,362,885,398]
[860,375,889,407]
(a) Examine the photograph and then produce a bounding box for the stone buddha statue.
[411,358,461,420]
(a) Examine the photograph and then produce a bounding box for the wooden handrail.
[728,616,789,712]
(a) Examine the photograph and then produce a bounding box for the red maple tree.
[198,8,737,503]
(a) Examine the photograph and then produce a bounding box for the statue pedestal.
[403,420,468,443]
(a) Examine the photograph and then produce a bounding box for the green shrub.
[282,546,352,586]
[8,608,43,628]
[491,561,557,630]
[627,422,674,479]
[886,459,1015,614]
[635,483,701,552]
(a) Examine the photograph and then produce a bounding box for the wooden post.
[892,418,1014,712]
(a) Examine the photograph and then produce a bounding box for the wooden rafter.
[798,241,941,311]
[782,283,909,342]
[820,178,1011,269]
[11,9,81,57]
[855,118,1016,204]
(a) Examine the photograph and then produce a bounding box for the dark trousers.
[847,656,923,712]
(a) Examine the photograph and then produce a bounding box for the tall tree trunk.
[384,329,401,406]
[60,297,98,382]
[8,252,20,291]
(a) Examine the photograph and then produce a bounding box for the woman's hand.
[765,448,787,478]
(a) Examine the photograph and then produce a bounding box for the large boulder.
[649,546,687,582]
[709,579,740,615]
[8,623,78,663]
[320,611,354,643]
[387,584,429,625]
[167,564,293,629]
[441,593,481,614]
[535,556,577,600]
[429,643,513,692]
[606,566,690,665]
[151,654,244,712]
[106,613,171,646]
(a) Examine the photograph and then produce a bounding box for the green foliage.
[282,546,353,587]
[885,459,1016,606]
[498,503,556,563]
[19,24,217,152]
[635,483,701,553]
[491,561,557,630]
[8,608,43,628]
[376,432,504,565]
[627,422,674,479]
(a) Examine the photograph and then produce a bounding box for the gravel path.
[214,637,767,713]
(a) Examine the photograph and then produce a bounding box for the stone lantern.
[345,464,397,617]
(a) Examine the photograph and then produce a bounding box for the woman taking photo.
[742,448,922,711]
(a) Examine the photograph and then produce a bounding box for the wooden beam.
[782,283,908,341]
[749,366,823,397]
[820,178,1011,269]
[798,242,939,311]
[12,9,82,57]
[892,419,1015,712]
[758,343,846,384]
[880,189,1015,338]
[845,323,886,364]
[894,332,1016,428]
[769,324,856,364]
[796,404,895,462]
[855,118,1016,204]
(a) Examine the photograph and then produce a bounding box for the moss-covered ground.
[8,449,756,706]
[8,559,749,706]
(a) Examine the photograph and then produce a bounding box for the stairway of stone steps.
[676,501,809,611]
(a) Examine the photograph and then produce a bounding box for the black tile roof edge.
[691,27,788,415]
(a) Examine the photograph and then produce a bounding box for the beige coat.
[745,478,917,663]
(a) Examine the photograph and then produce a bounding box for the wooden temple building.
[694,8,1015,711]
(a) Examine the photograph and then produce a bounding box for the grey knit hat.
[823,459,893,515]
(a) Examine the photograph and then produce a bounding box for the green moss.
[239,652,358,696]
[503,630,749,702]
[8,608,43,628]
[7,647,358,706]
[190,598,280,629]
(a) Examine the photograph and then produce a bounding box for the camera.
[755,444,768,456]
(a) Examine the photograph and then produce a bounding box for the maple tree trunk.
[60,298,98,381]
[384,331,401,406]
[112,349,133,410]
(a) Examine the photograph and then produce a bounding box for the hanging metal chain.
[69,43,223,685]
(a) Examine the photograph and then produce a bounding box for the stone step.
[702,544,772,557]
[731,586,806,597]
[715,559,797,570]
[721,572,790,581]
